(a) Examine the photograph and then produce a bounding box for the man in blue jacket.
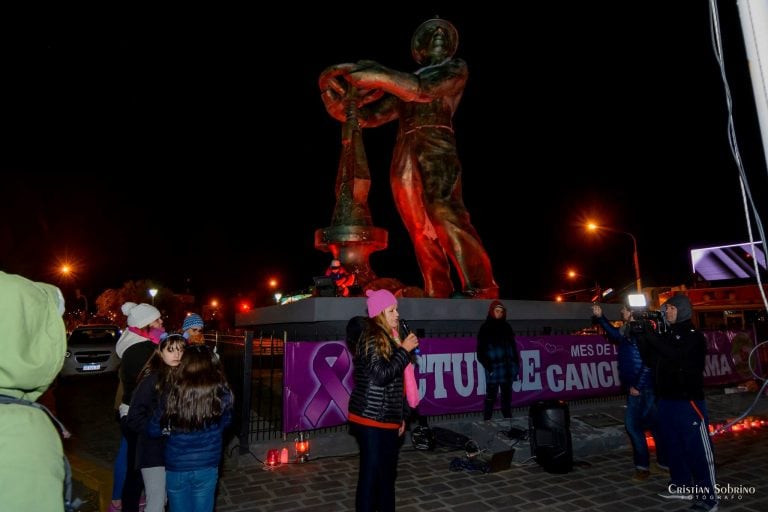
[592,302,667,481]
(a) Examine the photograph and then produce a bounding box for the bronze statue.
[314,78,388,289]
[320,18,498,298]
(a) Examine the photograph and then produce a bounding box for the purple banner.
[282,331,754,432]
[702,330,759,384]
[283,341,354,432]
[413,336,622,416]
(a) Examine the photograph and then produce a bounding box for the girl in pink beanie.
[365,290,419,406]
[365,289,397,318]
[348,289,419,511]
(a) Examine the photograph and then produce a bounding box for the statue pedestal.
[236,297,619,339]
[314,225,388,286]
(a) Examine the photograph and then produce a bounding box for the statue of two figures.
[315,18,498,299]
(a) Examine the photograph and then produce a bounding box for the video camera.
[626,294,667,335]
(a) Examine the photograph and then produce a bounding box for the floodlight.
[627,294,647,308]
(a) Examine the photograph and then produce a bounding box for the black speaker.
[529,400,573,474]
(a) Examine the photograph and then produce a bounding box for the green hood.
[0,271,66,401]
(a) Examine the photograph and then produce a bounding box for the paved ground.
[214,392,768,512]
[57,374,768,511]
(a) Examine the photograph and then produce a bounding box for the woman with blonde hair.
[347,289,419,512]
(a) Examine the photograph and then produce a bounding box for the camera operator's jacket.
[348,331,410,428]
[594,315,651,391]
[637,319,707,400]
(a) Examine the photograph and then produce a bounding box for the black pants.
[483,380,512,420]
[350,423,401,512]
[119,418,145,512]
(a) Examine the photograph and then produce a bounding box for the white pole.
[736,0,768,172]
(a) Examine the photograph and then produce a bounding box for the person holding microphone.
[347,289,419,512]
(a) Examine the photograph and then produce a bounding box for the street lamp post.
[629,233,642,292]
[148,288,158,305]
[587,223,642,292]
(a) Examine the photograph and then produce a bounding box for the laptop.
[479,449,514,473]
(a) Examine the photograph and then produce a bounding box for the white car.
[60,324,121,377]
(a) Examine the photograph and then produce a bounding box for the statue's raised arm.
[318,18,498,299]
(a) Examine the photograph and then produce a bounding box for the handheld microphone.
[400,318,420,355]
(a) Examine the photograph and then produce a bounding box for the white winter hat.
[121,302,161,328]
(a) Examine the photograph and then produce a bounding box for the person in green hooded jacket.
[0,271,68,511]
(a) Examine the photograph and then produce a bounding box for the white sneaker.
[658,490,693,500]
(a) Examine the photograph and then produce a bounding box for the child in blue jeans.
[149,344,233,512]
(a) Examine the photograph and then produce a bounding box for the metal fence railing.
[203,331,284,454]
[203,326,607,454]
[207,326,761,454]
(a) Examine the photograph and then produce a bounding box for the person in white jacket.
[114,302,163,512]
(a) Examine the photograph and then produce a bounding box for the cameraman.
[635,294,718,511]
[591,303,666,481]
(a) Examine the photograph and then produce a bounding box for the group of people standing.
[0,273,234,512]
[111,303,232,512]
[593,295,718,511]
[346,290,717,511]
[0,268,720,512]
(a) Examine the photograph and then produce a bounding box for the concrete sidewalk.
[241,386,768,467]
[214,388,768,511]
[67,386,768,511]
[241,396,631,467]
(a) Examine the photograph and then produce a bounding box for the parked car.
[60,324,121,377]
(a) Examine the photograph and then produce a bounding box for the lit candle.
[266,449,280,466]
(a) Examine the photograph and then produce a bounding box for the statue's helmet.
[411,18,459,65]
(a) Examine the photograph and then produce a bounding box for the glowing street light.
[274,292,283,304]
[56,260,79,283]
[564,267,602,301]
[148,288,158,305]
[586,222,642,292]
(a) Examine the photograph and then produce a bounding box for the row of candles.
[268,418,766,466]
[643,416,767,448]
[266,432,310,466]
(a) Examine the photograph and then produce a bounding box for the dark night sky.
[2,3,767,305]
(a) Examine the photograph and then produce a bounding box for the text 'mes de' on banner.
[282,331,751,432]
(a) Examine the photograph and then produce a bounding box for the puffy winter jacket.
[348,333,410,426]
[147,388,233,472]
